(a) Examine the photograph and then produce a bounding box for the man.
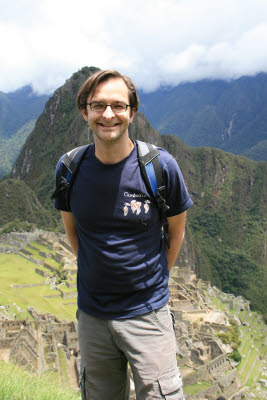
[54,70,193,400]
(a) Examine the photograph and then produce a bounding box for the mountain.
[0,120,36,178]
[0,85,49,138]
[9,66,267,314]
[139,73,267,161]
[0,86,49,177]
[0,179,56,233]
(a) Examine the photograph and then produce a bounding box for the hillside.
[0,85,49,138]
[160,135,267,313]
[0,120,36,178]
[9,66,267,313]
[0,179,57,233]
[139,73,267,161]
[0,85,49,177]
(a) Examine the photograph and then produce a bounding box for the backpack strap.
[51,144,91,210]
[136,140,170,248]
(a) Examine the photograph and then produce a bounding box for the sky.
[1,0,267,94]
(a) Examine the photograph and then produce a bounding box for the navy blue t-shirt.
[54,142,192,319]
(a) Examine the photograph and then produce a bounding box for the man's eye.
[112,104,125,111]
[93,103,105,110]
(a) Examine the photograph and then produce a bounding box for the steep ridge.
[9,66,267,313]
[0,179,56,232]
[139,73,267,160]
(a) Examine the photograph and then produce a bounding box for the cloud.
[0,0,267,93]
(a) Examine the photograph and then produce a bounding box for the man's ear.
[130,108,136,122]
[81,108,88,121]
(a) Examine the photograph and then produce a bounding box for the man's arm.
[165,211,187,271]
[61,211,78,257]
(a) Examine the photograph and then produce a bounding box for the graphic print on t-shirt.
[123,194,151,218]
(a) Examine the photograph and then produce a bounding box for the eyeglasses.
[87,102,130,113]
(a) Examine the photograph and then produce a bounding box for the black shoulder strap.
[136,140,170,248]
[51,144,91,210]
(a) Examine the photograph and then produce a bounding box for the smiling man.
[53,70,192,400]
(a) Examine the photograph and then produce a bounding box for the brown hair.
[77,70,139,113]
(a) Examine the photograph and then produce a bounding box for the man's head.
[77,70,139,145]
[77,70,139,116]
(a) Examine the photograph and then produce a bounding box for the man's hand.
[61,211,78,257]
[165,211,187,271]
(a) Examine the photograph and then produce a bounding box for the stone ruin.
[0,231,254,399]
[0,307,80,390]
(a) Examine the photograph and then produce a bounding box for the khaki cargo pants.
[77,305,185,400]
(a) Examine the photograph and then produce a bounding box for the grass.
[246,359,262,387]
[183,381,212,395]
[235,308,267,392]
[58,285,77,293]
[30,241,56,254]
[241,351,258,384]
[24,246,45,260]
[0,361,81,400]
[0,253,76,321]
[44,258,61,269]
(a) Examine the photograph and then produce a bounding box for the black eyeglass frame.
[86,102,131,113]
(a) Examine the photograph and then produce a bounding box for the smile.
[98,123,120,127]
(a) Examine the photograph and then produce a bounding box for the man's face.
[81,77,135,144]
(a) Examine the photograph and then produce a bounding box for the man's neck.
[94,136,134,164]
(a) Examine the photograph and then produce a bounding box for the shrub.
[229,349,241,363]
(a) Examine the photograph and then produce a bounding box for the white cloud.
[0,0,267,93]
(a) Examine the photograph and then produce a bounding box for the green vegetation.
[183,381,212,395]
[0,120,36,178]
[0,361,80,400]
[140,73,267,160]
[0,253,76,321]
[181,143,267,314]
[229,349,242,363]
[0,219,36,235]
[216,318,241,349]
[203,285,266,394]
[0,85,48,178]
[0,179,57,232]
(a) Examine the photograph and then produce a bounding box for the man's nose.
[102,105,115,118]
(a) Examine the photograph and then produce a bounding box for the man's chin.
[94,130,123,143]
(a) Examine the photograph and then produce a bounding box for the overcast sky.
[1,0,267,94]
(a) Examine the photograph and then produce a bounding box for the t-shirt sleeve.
[53,155,69,212]
[161,151,193,217]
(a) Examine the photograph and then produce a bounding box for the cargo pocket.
[80,366,86,400]
[158,371,184,399]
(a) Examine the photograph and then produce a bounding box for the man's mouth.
[98,123,119,127]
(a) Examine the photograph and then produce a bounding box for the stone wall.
[0,338,14,348]
[35,267,50,277]
[12,283,45,289]
[0,320,24,330]
[209,340,223,359]
[208,354,226,374]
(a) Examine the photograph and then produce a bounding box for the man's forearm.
[165,212,187,271]
[165,230,185,271]
[61,211,78,257]
[66,229,78,257]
